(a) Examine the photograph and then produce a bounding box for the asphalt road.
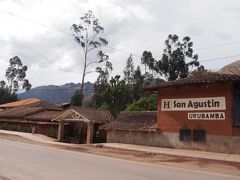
[0,140,239,180]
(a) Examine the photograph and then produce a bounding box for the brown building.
[102,72,240,154]
[0,99,62,137]
[0,99,112,144]
[146,72,240,154]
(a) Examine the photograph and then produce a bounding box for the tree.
[0,87,18,104]
[3,56,31,93]
[142,34,201,81]
[105,75,132,118]
[92,67,110,108]
[159,34,199,80]
[71,90,82,106]
[141,51,155,74]
[0,56,30,104]
[132,66,145,101]
[123,55,134,84]
[191,65,207,75]
[71,10,110,106]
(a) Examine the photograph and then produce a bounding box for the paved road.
[0,140,239,180]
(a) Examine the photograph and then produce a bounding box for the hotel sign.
[161,97,226,111]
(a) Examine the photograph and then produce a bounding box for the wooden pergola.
[52,109,94,143]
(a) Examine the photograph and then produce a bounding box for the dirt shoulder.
[0,133,240,177]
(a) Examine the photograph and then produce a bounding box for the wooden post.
[86,122,94,144]
[57,121,64,142]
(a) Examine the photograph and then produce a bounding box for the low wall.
[0,121,58,138]
[106,130,240,154]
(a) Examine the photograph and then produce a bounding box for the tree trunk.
[79,52,87,106]
[9,79,13,94]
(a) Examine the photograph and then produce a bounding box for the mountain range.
[18,82,94,104]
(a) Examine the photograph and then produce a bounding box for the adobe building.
[147,72,240,154]
[0,99,63,137]
[0,99,112,144]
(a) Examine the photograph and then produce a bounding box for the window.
[179,129,191,141]
[193,130,206,142]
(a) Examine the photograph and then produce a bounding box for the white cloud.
[0,0,240,87]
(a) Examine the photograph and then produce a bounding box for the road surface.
[0,139,239,180]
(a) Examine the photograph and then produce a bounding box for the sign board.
[188,112,225,120]
[161,97,226,111]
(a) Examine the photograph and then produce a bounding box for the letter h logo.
[163,100,171,110]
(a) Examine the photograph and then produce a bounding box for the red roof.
[145,72,240,91]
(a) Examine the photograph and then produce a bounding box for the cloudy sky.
[0,0,240,87]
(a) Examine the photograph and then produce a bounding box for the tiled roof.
[27,100,62,111]
[0,107,43,118]
[25,111,64,121]
[145,72,240,91]
[0,98,41,108]
[70,106,113,123]
[100,111,157,131]
[0,100,62,119]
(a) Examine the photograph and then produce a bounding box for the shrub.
[126,93,157,111]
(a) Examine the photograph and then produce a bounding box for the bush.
[126,93,157,111]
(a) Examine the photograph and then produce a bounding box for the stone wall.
[107,130,240,154]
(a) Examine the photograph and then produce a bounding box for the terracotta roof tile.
[145,72,240,91]
[0,107,43,118]
[70,106,113,123]
[100,111,157,131]
[27,100,62,111]
[0,100,62,119]
[25,111,64,121]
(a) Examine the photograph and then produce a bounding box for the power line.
[1,8,240,70]
[104,46,141,58]
[0,8,72,36]
[0,8,137,57]
[2,8,240,60]
[197,41,240,50]
[199,54,240,63]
